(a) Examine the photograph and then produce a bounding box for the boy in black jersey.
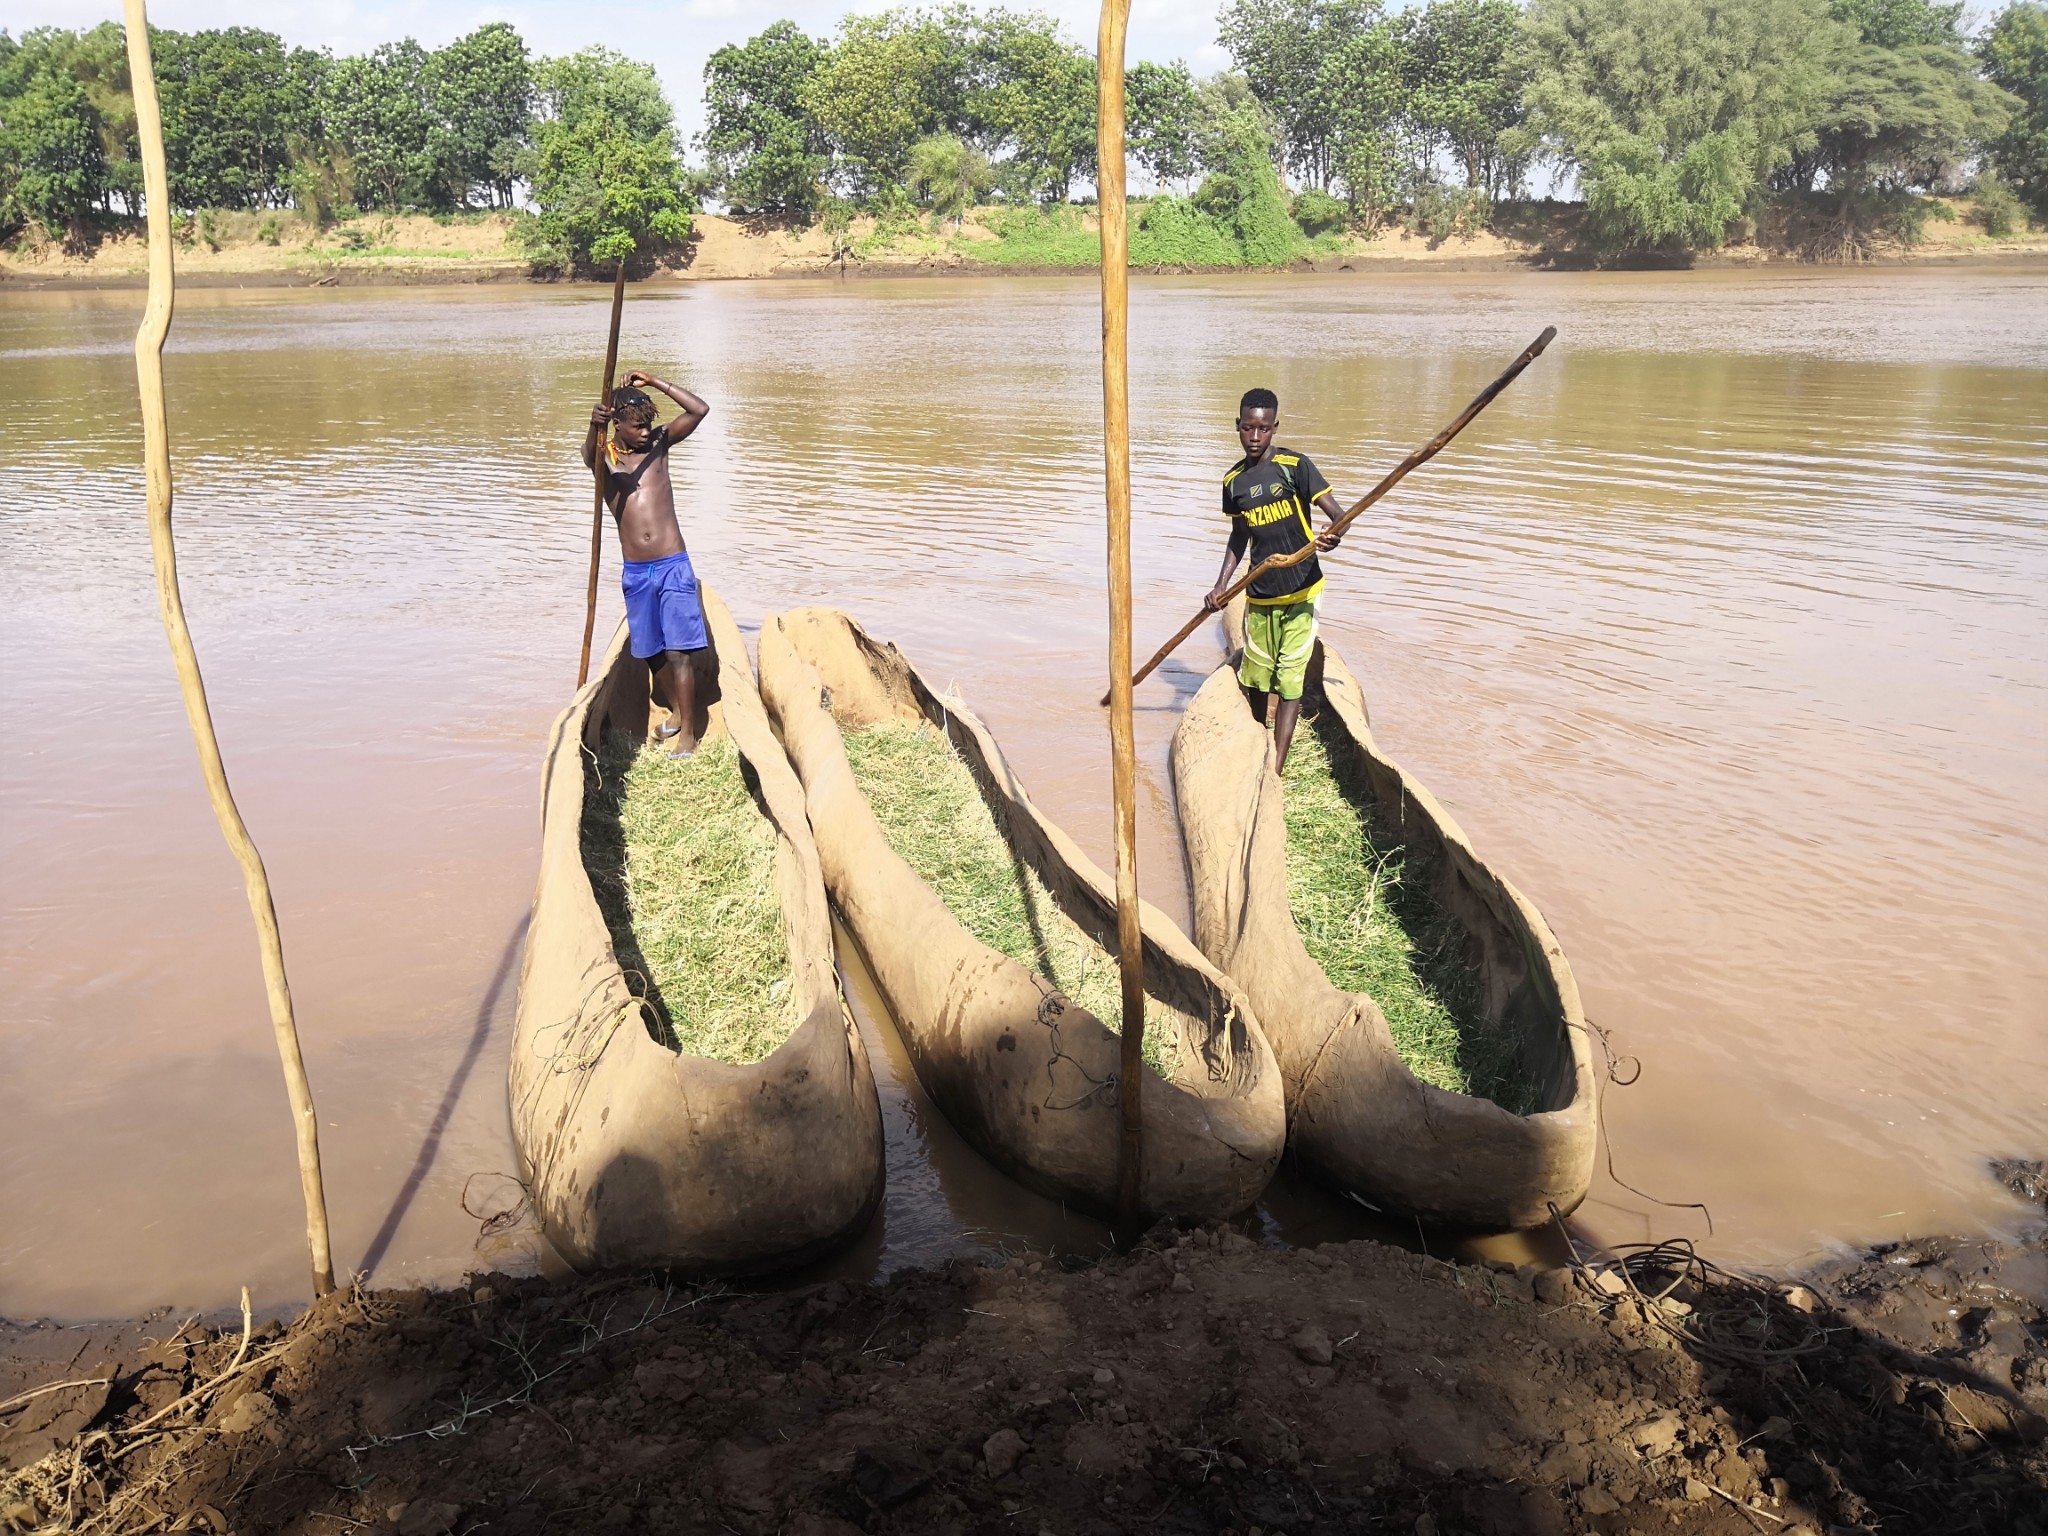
[1203,386,1346,774]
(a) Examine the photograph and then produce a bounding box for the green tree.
[0,30,106,241]
[1810,35,2011,193]
[321,41,436,211]
[1403,0,1529,197]
[153,26,315,208]
[907,131,992,219]
[1833,0,1962,47]
[54,23,140,215]
[1978,2,2048,214]
[701,22,829,217]
[1126,61,1201,186]
[1768,0,2009,200]
[803,11,959,201]
[1522,0,1844,252]
[1219,0,1380,190]
[952,9,1096,202]
[1321,9,1412,219]
[426,23,532,208]
[519,47,694,271]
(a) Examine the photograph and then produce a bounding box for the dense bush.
[970,202,1099,265]
[1290,186,1348,235]
[1973,167,2028,233]
[1130,195,1245,264]
[908,133,991,221]
[1406,181,1490,240]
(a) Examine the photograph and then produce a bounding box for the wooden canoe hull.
[759,607,1286,1223]
[510,589,884,1273]
[1171,610,1597,1230]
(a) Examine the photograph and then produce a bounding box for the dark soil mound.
[3,1228,2043,1535]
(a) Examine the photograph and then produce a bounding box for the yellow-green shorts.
[1239,598,1318,701]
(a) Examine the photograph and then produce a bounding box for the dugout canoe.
[759,608,1286,1222]
[510,588,884,1273]
[1169,601,1597,1230]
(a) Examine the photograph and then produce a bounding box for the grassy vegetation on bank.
[1282,719,1533,1112]
[842,720,1180,1076]
[581,729,795,1066]
[938,201,1349,269]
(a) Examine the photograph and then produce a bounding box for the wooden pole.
[577,259,630,687]
[1096,0,1145,1238]
[1104,324,1557,705]
[123,0,335,1298]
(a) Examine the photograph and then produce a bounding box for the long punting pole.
[124,0,335,1297]
[1103,324,1557,706]
[577,259,630,687]
[1097,0,1145,1235]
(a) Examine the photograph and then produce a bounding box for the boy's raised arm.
[581,401,612,470]
[624,370,710,446]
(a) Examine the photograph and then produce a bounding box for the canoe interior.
[841,625,1259,1099]
[842,718,1197,1077]
[576,661,798,1067]
[1306,688,1579,1118]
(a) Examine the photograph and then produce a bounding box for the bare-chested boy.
[582,370,711,756]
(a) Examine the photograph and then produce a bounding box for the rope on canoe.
[538,965,659,1078]
[553,995,654,1075]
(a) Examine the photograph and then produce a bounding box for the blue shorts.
[621,551,708,659]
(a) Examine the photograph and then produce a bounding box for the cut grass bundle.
[1283,719,1534,1112]
[581,728,795,1066]
[842,720,1180,1077]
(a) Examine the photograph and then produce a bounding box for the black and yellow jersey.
[1222,448,1331,607]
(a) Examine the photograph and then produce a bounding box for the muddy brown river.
[2,269,2043,1321]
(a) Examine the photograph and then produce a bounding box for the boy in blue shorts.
[582,369,712,757]
[1203,386,1346,774]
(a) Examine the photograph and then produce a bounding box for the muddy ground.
[5,1177,2046,1536]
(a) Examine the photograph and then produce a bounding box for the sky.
[25,0,1240,148]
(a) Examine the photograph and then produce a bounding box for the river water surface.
[2,269,2043,1320]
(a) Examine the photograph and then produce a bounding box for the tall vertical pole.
[577,259,630,687]
[124,0,335,1297]
[1096,0,1145,1235]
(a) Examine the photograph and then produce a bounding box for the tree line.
[4,0,2044,266]
[0,22,689,270]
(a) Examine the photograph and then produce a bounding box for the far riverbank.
[6,203,2046,290]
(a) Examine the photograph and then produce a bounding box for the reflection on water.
[1,269,2043,1319]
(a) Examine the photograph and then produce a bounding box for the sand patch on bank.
[1,212,528,284]
[680,214,840,279]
